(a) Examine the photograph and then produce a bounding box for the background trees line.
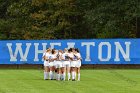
[0,0,139,39]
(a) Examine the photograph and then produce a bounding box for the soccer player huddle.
[43,48,82,81]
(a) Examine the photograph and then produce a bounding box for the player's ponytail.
[52,49,55,54]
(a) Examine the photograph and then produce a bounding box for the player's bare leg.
[61,67,65,80]
[76,67,80,81]
[66,66,71,81]
[53,67,57,80]
[56,68,61,81]
[77,67,80,81]
[71,67,76,81]
[49,66,54,80]
[44,66,50,80]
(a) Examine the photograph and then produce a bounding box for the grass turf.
[0,69,140,93]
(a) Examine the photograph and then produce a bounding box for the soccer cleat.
[44,79,49,80]
[61,78,64,81]
[72,79,75,81]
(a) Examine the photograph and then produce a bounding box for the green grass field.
[0,69,140,93]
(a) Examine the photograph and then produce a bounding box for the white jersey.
[68,52,74,61]
[48,54,56,67]
[74,53,81,61]
[62,53,69,61]
[43,52,50,61]
[61,52,70,67]
[43,52,50,66]
[54,52,63,68]
[49,53,57,62]
[56,52,62,61]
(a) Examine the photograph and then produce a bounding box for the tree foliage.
[0,0,139,39]
[84,0,139,38]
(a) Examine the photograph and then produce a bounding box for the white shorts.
[55,61,63,68]
[63,61,71,67]
[44,61,49,67]
[49,62,54,67]
[75,61,81,68]
[70,61,77,67]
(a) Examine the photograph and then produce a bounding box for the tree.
[0,0,139,39]
[6,0,84,39]
[84,0,139,38]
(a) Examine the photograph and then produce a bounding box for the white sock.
[55,73,57,80]
[78,73,80,81]
[53,72,58,79]
[63,73,66,80]
[74,72,77,79]
[60,74,63,80]
[44,72,49,80]
[49,71,53,79]
[57,74,60,80]
[68,73,70,80]
[44,72,47,80]
[72,72,75,80]
[52,72,55,79]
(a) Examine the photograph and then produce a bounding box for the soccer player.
[55,50,63,80]
[69,48,77,81]
[61,48,71,81]
[49,49,57,80]
[74,48,82,81]
[42,48,51,80]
